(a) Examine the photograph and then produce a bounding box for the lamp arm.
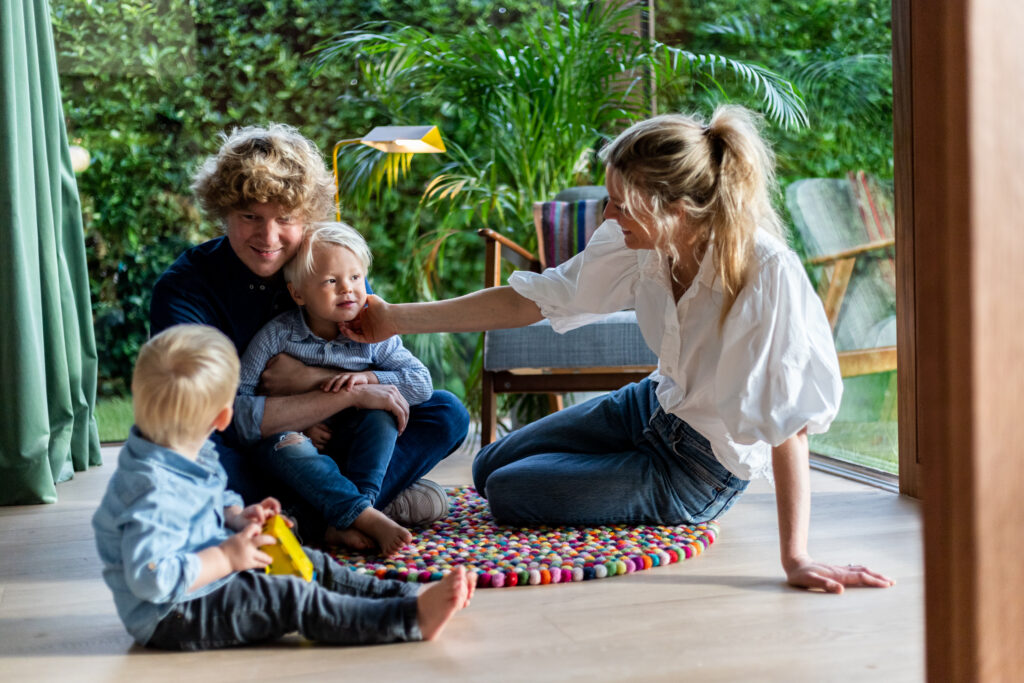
[332,139,363,221]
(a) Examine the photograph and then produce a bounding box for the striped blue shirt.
[233,309,432,444]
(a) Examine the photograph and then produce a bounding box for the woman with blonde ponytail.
[341,106,893,593]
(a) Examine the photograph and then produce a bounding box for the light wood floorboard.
[0,434,923,682]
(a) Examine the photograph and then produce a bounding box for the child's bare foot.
[417,567,474,641]
[324,526,374,550]
[353,507,412,556]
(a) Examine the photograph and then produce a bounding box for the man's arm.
[259,353,337,396]
[259,383,410,436]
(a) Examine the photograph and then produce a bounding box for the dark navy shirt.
[150,237,376,442]
[150,236,296,358]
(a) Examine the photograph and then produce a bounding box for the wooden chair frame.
[477,228,655,445]
[808,238,898,377]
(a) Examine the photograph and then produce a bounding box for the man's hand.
[348,383,409,433]
[321,370,377,393]
[260,353,335,396]
[784,554,895,594]
[338,295,398,343]
[305,422,332,451]
[220,523,276,572]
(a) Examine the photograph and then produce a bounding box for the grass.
[809,371,899,474]
[810,420,898,474]
[96,395,133,443]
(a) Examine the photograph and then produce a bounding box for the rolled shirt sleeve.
[508,220,639,333]
[716,249,843,447]
[234,323,287,445]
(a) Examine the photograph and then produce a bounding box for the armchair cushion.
[484,310,657,372]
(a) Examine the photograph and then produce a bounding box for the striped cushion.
[533,198,606,269]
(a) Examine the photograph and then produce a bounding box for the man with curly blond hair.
[150,124,468,542]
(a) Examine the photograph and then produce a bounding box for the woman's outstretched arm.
[772,429,895,593]
[340,286,544,343]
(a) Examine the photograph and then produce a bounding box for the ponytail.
[704,106,783,326]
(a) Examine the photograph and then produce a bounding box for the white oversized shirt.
[508,220,843,481]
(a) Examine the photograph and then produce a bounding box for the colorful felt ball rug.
[330,485,720,588]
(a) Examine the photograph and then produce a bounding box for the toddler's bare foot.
[324,526,374,550]
[417,567,472,641]
[353,507,412,556]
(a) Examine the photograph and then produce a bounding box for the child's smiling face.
[287,243,367,338]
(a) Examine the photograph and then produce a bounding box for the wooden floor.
[0,435,924,682]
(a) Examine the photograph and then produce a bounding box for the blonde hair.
[283,222,373,286]
[132,325,240,448]
[192,123,336,224]
[600,105,784,326]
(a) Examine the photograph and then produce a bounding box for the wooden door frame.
[894,0,1024,678]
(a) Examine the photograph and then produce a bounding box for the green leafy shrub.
[53,0,540,397]
[55,0,893,422]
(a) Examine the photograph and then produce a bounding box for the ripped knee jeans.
[252,408,400,529]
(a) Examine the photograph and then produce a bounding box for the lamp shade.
[359,125,446,154]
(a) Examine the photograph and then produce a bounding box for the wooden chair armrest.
[478,228,542,288]
[477,228,540,265]
[806,238,895,266]
[837,346,898,377]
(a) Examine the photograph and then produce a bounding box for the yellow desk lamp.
[332,125,446,220]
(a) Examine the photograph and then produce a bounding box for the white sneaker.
[383,479,450,526]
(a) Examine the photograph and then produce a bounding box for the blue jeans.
[214,390,469,536]
[145,548,420,650]
[472,379,749,526]
[254,408,399,529]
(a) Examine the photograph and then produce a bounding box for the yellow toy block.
[261,515,315,582]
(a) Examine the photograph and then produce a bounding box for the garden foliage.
[54,0,534,395]
[54,0,892,408]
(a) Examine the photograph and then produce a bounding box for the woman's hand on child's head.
[221,523,275,572]
[785,556,895,594]
[338,294,397,343]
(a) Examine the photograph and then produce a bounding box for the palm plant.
[316,1,807,251]
[313,1,809,423]
[677,0,893,184]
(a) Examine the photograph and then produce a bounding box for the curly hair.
[191,123,336,224]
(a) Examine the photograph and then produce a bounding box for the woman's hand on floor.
[785,555,895,593]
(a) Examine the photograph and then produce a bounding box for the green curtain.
[0,0,101,505]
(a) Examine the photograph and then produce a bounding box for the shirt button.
[249,284,254,290]
[259,285,266,291]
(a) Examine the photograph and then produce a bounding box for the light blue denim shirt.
[92,428,244,645]
[233,308,433,444]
